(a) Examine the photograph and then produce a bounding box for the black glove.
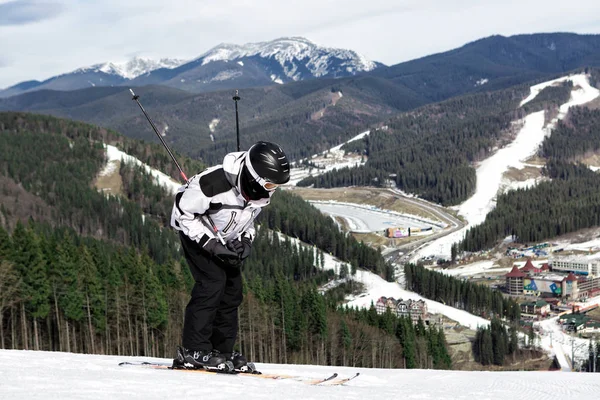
[227,237,252,261]
[204,239,239,262]
[239,236,252,260]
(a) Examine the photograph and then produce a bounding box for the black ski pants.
[179,232,243,353]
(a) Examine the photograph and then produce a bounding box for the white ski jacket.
[170,151,272,247]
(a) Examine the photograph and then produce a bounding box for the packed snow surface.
[411,74,600,262]
[3,350,599,400]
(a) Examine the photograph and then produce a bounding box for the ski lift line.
[129,89,225,246]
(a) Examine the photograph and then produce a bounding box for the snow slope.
[411,74,600,262]
[100,144,183,194]
[535,291,600,372]
[346,269,489,330]
[277,219,488,331]
[435,260,512,278]
[287,130,370,185]
[3,350,599,399]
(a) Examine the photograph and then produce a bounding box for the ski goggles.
[244,155,281,191]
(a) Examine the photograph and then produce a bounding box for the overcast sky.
[1,0,599,88]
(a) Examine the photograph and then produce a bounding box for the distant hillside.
[373,33,600,102]
[297,70,600,205]
[461,87,600,251]
[0,112,205,263]
[298,80,533,204]
[2,33,600,165]
[0,112,391,277]
[0,80,420,164]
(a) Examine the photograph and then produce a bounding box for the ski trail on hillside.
[100,144,183,194]
[287,130,370,185]
[410,74,600,263]
[347,269,490,329]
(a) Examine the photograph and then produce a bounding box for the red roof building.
[565,272,578,282]
[520,259,541,274]
[506,265,527,278]
[506,266,526,295]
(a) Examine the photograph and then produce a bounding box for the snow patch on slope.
[288,130,370,185]
[520,74,600,107]
[433,260,512,278]
[101,144,182,194]
[209,70,242,82]
[272,232,485,331]
[346,269,490,330]
[270,74,284,84]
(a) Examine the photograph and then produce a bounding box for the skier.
[170,141,290,371]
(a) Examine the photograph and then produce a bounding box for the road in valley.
[307,187,466,266]
[383,189,466,265]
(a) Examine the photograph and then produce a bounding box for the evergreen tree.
[0,225,11,260]
[480,328,493,365]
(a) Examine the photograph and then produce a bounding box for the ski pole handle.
[206,215,226,245]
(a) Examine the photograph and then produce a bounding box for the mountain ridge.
[0,37,381,97]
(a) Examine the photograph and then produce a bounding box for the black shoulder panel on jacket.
[199,168,232,197]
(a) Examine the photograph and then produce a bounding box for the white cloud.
[0,0,64,26]
[1,0,600,88]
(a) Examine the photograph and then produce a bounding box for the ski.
[119,361,237,374]
[118,361,341,385]
[322,372,360,386]
[308,372,338,385]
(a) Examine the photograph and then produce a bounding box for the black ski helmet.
[239,141,290,200]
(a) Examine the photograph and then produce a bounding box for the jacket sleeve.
[172,176,215,244]
[245,222,256,242]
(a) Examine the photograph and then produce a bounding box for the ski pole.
[130,89,188,183]
[129,88,226,245]
[233,90,241,151]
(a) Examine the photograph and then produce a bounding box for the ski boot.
[223,351,259,374]
[172,346,234,372]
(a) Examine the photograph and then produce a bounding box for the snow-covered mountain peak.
[198,37,378,80]
[75,56,187,80]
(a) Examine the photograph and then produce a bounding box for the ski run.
[411,73,600,262]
